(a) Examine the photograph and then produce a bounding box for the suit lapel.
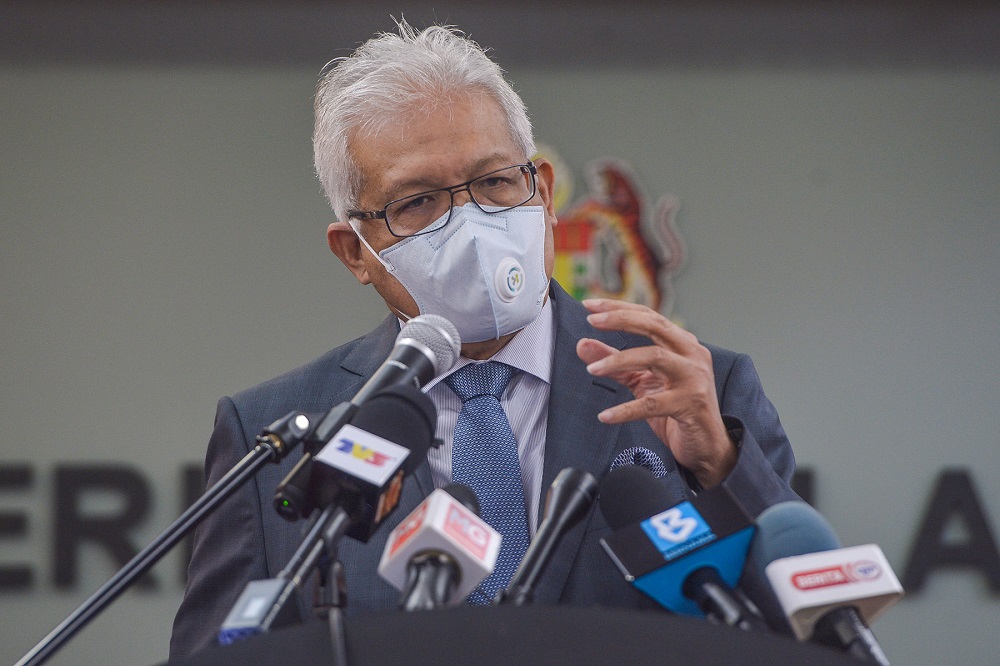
[334,315,434,497]
[533,283,632,603]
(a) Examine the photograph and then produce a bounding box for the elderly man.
[170,22,799,658]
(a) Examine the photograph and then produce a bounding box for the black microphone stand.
[315,513,352,666]
[14,411,317,666]
[217,501,353,664]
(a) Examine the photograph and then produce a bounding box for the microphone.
[274,314,460,520]
[378,484,501,610]
[350,314,461,407]
[599,465,767,631]
[308,382,438,543]
[218,383,438,643]
[498,467,599,606]
[753,502,902,664]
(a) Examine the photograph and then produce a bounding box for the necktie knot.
[445,361,515,402]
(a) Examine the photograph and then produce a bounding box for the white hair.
[313,20,536,221]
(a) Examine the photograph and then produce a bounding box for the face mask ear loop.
[347,218,395,272]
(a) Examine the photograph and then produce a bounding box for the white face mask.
[350,204,549,343]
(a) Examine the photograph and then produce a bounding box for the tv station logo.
[315,424,409,487]
[792,560,883,591]
[640,501,717,562]
[444,504,491,560]
[334,437,394,467]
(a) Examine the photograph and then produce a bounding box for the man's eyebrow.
[381,153,520,201]
[466,153,516,175]
[382,176,441,201]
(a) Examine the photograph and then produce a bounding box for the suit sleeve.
[715,352,801,518]
[169,396,271,659]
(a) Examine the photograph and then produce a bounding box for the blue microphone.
[599,465,767,630]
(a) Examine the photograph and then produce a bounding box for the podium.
[165,605,863,665]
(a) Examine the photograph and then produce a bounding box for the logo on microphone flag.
[792,559,883,591]
[315,424,409,487]
[641,501,716,561]
[335,438,393,467]
[444,504,491,560]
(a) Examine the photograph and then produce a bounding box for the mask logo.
[507,266,523,293]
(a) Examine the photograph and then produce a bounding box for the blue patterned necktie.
[445,361,531,605]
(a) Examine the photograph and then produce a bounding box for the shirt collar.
[422,294,556,390]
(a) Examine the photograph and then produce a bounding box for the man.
[170,22,799,658]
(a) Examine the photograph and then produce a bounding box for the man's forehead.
[382,151,518,187]
[351,141,523,204]
[344,92,524,205]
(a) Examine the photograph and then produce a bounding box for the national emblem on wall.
[538,146,686,318]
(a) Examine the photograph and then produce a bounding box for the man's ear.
[533,158,558,223]
[327,221,371,285]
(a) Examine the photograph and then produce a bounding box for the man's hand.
[576,298,737,488]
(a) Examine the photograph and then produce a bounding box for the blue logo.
[640,501,715,562]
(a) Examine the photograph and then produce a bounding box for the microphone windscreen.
[752,502,842,579]
[398,314,461,375]
[443,482,480,515]
[599,465,673,530]
[350,383,437,474]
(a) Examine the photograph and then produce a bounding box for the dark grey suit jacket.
[170,282,799,658]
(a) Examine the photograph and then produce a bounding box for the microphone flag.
[600,484,755,617]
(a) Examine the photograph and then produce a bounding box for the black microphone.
[599,465,768,632]
[218,383,438,643]
[752,502,901,664]
[308,382,438,543]
[379,483,501,611]
[497,467,599,606]
[274,314,460,520]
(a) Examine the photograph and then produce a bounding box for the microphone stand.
[218,501,353,663]
[315,517,351,666]
[15,411,316,666]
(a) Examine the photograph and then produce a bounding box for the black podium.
[165,605,863,665]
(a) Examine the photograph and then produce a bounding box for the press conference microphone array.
[274,314,460,521]
[497,467,599,606]
[599,465,768,632]
[378,483,501,610]
[219,382,439,643]
[753,502,902,664]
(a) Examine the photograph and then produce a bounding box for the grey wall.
[2,4,999,665]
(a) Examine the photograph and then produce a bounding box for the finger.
[576,337,618,366]
[585,343,689,380]
[585,305,698,351]
[582,298,654,315]
[597,390,680,424]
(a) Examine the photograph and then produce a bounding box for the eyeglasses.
[348,162,538,238]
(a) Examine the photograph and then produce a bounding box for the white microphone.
[378,485,501,609]
[765,544,903,640]
[754,502,902,664]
